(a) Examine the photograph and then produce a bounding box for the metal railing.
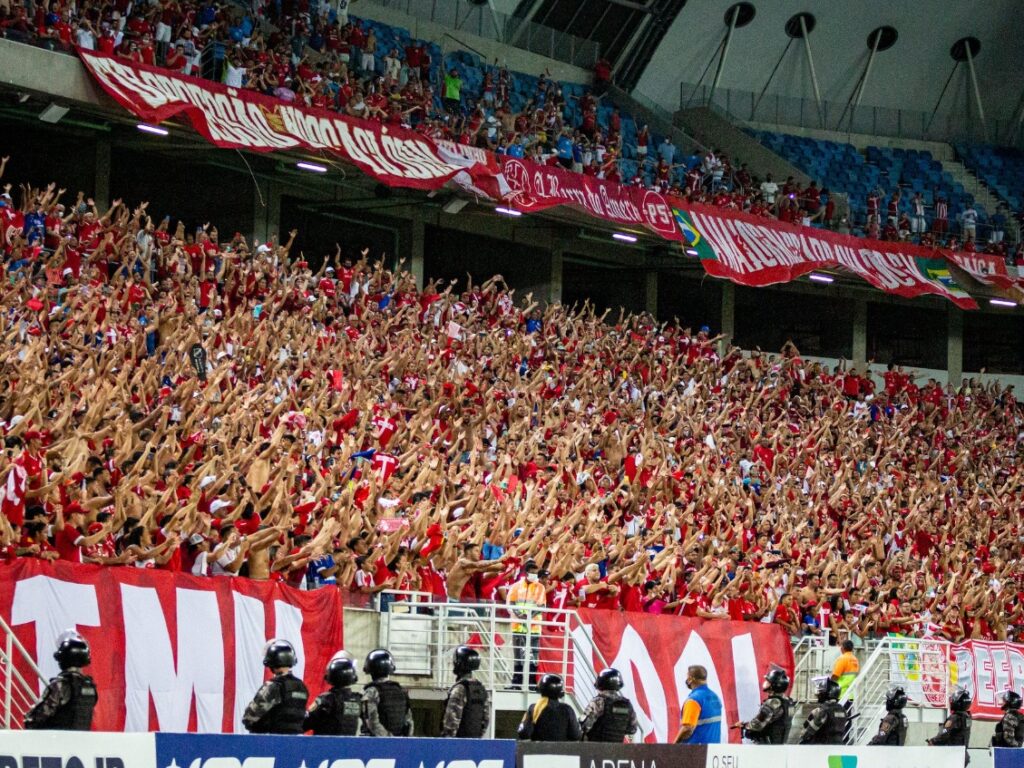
[839,635,950,745]
[360,0,600,68]
[789,631,830,703]
[679,81,1023,148]
[0,616,46,729]
[376,592,608,727]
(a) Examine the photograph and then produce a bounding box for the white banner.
[706,744,965,768]
[0,731,156,768]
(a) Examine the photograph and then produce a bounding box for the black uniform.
[742,694,794,744]
[242,672,309,734]
[362,680,413,737]
[868,710,908,746]
[579,691,639,743]
[517,700,582,742]
[799,701,849,745]
[24,669,97,730]
[994,708,1024,748]
[304,686,363,736]
[441,676,489,738]
[930,710,971,747]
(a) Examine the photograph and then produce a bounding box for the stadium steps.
[937,156,1004,217]
[675,106,812,186]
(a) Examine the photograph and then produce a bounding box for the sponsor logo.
[0,757,128,768]
[827,757,857,768]
[181,759,276,768]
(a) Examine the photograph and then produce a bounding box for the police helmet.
[816,678,841,703]
[53,630,90,670]
[595,668,624,692]
[364,648,396,680]
[763,667,790,694]
[325,656,358,687]
[949,686,972,712]
[538,674,565,699]
[885,686,908,712]
[452,645,481,677]
[1000,690,1023,711]
[262,639,297,669]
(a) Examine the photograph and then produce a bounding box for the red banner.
[945,250,1018,290]
[77,49,499,196]
[0,560,343,732]
[77,51,990,307]
[499,157,682,241]
[952,640,1024,720]
[675,203,978,309]
[577,609,794,744]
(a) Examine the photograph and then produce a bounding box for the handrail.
[0,615,47,729]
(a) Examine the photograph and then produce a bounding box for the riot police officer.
[242,639,309,734]
[24,630,98,730]
[361,649,413,737]
[440,645,490,738]
[993,690,1024,748]
[304,653,363,736]
[517,673,581,742]
[579,668,639,743]
[735,667,793,744]
[868,686,909,746]
[799,678,849,745]
[928,685,972,764]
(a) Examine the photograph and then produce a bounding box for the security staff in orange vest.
[507,560,546,690]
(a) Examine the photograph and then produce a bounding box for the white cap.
[199,475,217,490]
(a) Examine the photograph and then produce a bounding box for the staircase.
[0,615,47,728]
[378,597,605,736]
[937,156,1004,216]
[838,636,950,745]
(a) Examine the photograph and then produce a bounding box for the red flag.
[624,453,643,484]
[2,462,27,526]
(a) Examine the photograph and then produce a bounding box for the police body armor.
[587,694,634,743]
[368,680,410,736]
[529,702,575,741]
[36,671,97,730]
[448,679,487,738]
[760,695,793,745]
[994,709,1024,748]
[262,674,308,734]
[871,711,908,746]
[945,710,972,746]
[309,688,362,736]
[804,702,848,744]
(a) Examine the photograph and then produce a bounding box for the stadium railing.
[0,614,47,729]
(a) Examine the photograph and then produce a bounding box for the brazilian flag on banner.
[918,257,973,304]
[673,207,717,261]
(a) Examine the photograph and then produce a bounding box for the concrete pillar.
[720,281,735,355]
[252,180,280,247]
[549,247,563,305]
[408,218,425,289]
[947,307,964,387]
[852,299,868,366]
[94,138,110,212]
[644,271,658,317]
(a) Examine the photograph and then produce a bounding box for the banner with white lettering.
[499,157,682,241]
[518,742,706,768]
[0,560,343,732]
[886,637,1024,720]
[156,732,517,768]
[76,49,499,197]
[574,609,794,744]
[673,203,979,309]
[945,249,1019,290]
[75,50,986,308]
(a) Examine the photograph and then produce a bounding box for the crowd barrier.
[996,748,1024,767]
[0,731,971,768]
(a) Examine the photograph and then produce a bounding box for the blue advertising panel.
[155,733,516,768]
[996,748,1024,768]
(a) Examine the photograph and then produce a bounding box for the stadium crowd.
[0,165,1022,649]
[10,0,1022,257]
